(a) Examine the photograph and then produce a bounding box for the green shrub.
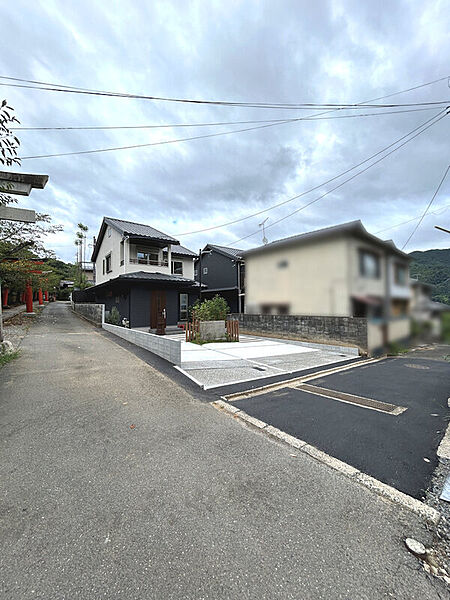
[0,349,20,367]
[106,306,121,325]
[192,295,229,321]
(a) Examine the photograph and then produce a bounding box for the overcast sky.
[1,0,449,262]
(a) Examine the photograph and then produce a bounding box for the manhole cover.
[404,363,430,370]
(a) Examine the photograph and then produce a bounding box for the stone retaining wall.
[72,302,104,327]
[231,313,368,353]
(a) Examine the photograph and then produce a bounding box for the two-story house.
[194,244,245,312]
[243,220,412,351]
[86,217,200,329]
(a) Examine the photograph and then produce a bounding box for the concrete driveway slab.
[178,334,358,388]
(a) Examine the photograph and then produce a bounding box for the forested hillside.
[409,248,450,304]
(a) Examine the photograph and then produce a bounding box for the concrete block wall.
[102,323,182,364]
[72,302,104,327]
[231,313,368,353]
[199,320,226,341]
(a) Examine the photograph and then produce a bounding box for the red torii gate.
[0,170,48,343]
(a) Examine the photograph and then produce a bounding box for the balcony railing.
[129,257,169,267]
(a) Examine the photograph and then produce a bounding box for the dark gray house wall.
[196,250,238,289]
[90,284,199,328]
[194,248,245,312]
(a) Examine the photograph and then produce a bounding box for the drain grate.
[296,383,406,415]
[252,366,266,371]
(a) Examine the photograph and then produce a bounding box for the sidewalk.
[2,301,41,322]
[0,302,446,599]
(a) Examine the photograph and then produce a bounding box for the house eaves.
[242,220,411,260]
[202,244,244,261]
[91,217,181,262]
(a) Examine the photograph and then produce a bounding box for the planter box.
[199,320,226,341]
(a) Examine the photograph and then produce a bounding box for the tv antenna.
[259,217,269,244]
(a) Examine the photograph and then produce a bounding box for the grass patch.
[0,349,20,366]
[387,342,409,356]
[189,337,239,345]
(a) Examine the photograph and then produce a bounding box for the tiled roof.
[104,217,178,243]
[243,220,410,259]
[171,244,197,257]
[206,244,244,259]
[118,271,201,285]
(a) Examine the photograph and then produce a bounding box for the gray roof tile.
[105,217,178,243]
[206,244,244,259]
[171,244,197,257]
[118,271,200,285]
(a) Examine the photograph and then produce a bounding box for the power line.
[18,117,315,159]
[19,103,450,161]
[228,110,448,246]
[174,109,447,236]
[1,74,449,109]
[10,106,442,131]
[401,163,450,250]
[375,203,450,234]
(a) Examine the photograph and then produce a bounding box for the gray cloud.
[0,0,448,260]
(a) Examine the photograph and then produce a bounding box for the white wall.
[245,237,350,316]
[95,225,123,285]
[94,225,196,284]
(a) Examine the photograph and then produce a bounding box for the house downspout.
[128,288,132,328]
[383,251,391,348]
[237,260,241,314]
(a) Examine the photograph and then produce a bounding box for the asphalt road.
[0,303,446,599]
[234,356,450,498]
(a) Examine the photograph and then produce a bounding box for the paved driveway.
[0,303,447,599]
[177,334,358,388]
[232,354,450,499]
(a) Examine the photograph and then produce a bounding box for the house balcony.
[123,257,169,267]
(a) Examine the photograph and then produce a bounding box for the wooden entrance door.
[150,290,166,329]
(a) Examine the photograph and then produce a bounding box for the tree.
[74,222,89,289]
[0,100,20,208]
[0,101,63,261]
[0,101,64,300]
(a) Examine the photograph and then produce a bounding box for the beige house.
[410,278,450,337]
[244,221,412,351]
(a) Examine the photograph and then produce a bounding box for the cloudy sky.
[1,0,449,262]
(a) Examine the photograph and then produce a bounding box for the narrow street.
[0,303,446,599]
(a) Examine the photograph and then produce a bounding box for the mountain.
[409,248,450,305]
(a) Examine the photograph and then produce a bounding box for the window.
[203,267,208,275]
[261,304,290,315]
[172,261,183,275]
[359,249,380,278]
[179,293,188,320]
[394,263,407,286]
[194,269,198,278]
[105,253,112,273]
[102,259,105,275]
[137,249,159,264]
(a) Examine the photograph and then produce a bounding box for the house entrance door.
[150,290,166,329]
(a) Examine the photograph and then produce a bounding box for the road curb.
[211,399,440,525]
